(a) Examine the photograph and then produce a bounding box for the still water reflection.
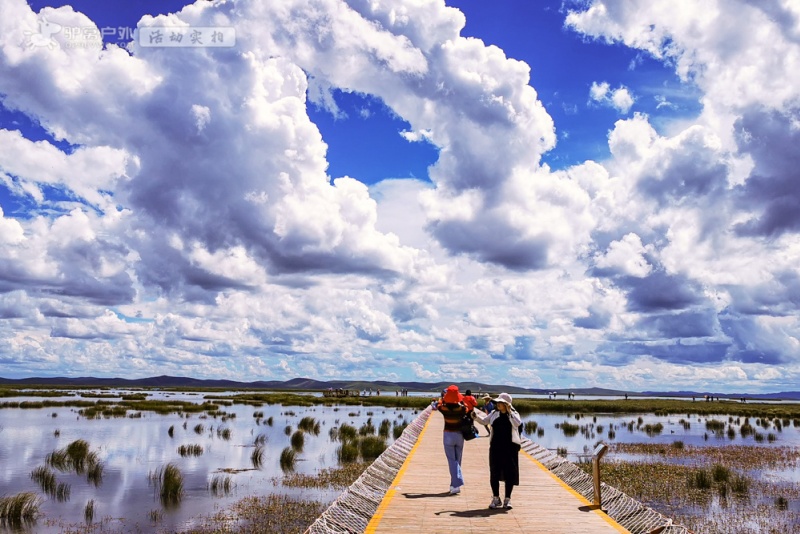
[2,392,799,532]
[0,395,413,533]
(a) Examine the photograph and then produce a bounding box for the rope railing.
[306,407,692,534]
[305,406,433,534]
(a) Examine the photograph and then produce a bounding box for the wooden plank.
[367,411,628,534]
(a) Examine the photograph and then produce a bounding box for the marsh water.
[0,392,414,533]
[1,391,800,532]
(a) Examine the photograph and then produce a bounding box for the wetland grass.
[290,430,305,452]
[178,444,204,457]
[557,421,579,437]
[378,418,391,437]
[188,493,325,534]
[84,499,95,523]
[579,444,792,533]
[46,439,103,484]
[30,465,57,495]
[392,421,408,439]
[168,425,174,437]
[209,474,234,496]
[359,435,387,461]
[298,416,321,435]
[279,447,297,473]
[217,426,232,440]
[524,420,539,435]
[0,492,41,526]
[337,423,357,441]
[358,418,376,436]
[336,441,360,464]
[54,482,70,503]
[280,462,369,489]
[251,444,265,468]
[706,419,726,433]
[149,463,184,506]
[643,422,664,436]
[87,461,103,486]
[31,465,70,501]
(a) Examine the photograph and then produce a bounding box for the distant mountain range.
[1,375,799,400]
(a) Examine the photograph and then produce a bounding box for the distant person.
[462,389,478,412]
[432,385,468,495]
[480,395,495,436]
[472,392,522,509]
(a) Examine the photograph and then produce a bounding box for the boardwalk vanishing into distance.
[307,407,690,534]
[365,412,625,533]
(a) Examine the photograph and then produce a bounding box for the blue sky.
[1,0,799,393]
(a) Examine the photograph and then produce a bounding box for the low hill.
[0,375,798,399]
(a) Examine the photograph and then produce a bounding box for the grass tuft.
[337,423,357,442]
[290,430,305,452]
[178,444,204,457]
[84,499,95,523]
[359,436,387,461]
[30,466,57,496]
[0,492,41,525]
[393,420,408,440]
[251,444,265,468]
[279,447,297,473]
[209,474,234,496]
[336,442,359,464]
[298,416,321,435]
[711,464,730,483]
[46,439,103,485]
[149,463,184,506]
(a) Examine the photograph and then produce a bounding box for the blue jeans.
[443,430,464,488]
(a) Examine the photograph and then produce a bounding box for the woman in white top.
[472,392,522,509]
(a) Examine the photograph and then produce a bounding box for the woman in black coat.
[472,392,522,509]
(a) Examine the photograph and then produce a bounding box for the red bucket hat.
[442,385,463,404]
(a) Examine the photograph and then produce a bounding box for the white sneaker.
[489,496,502,509]
[503,498,513,509]
[449,485,461,494]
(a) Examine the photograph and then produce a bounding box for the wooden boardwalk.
[365,412,628,534]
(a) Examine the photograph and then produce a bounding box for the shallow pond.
[2,392,799,532]
[521,412,800,459]
[0,396,415,533]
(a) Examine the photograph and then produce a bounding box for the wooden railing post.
[592,443,609,508]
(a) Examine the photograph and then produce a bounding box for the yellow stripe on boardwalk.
[368,413,628,533]
[365,412,434,532]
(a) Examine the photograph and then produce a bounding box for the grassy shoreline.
[4,386,800,533]
[4,386,800,419]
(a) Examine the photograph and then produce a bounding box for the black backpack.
[460,410,478,440]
